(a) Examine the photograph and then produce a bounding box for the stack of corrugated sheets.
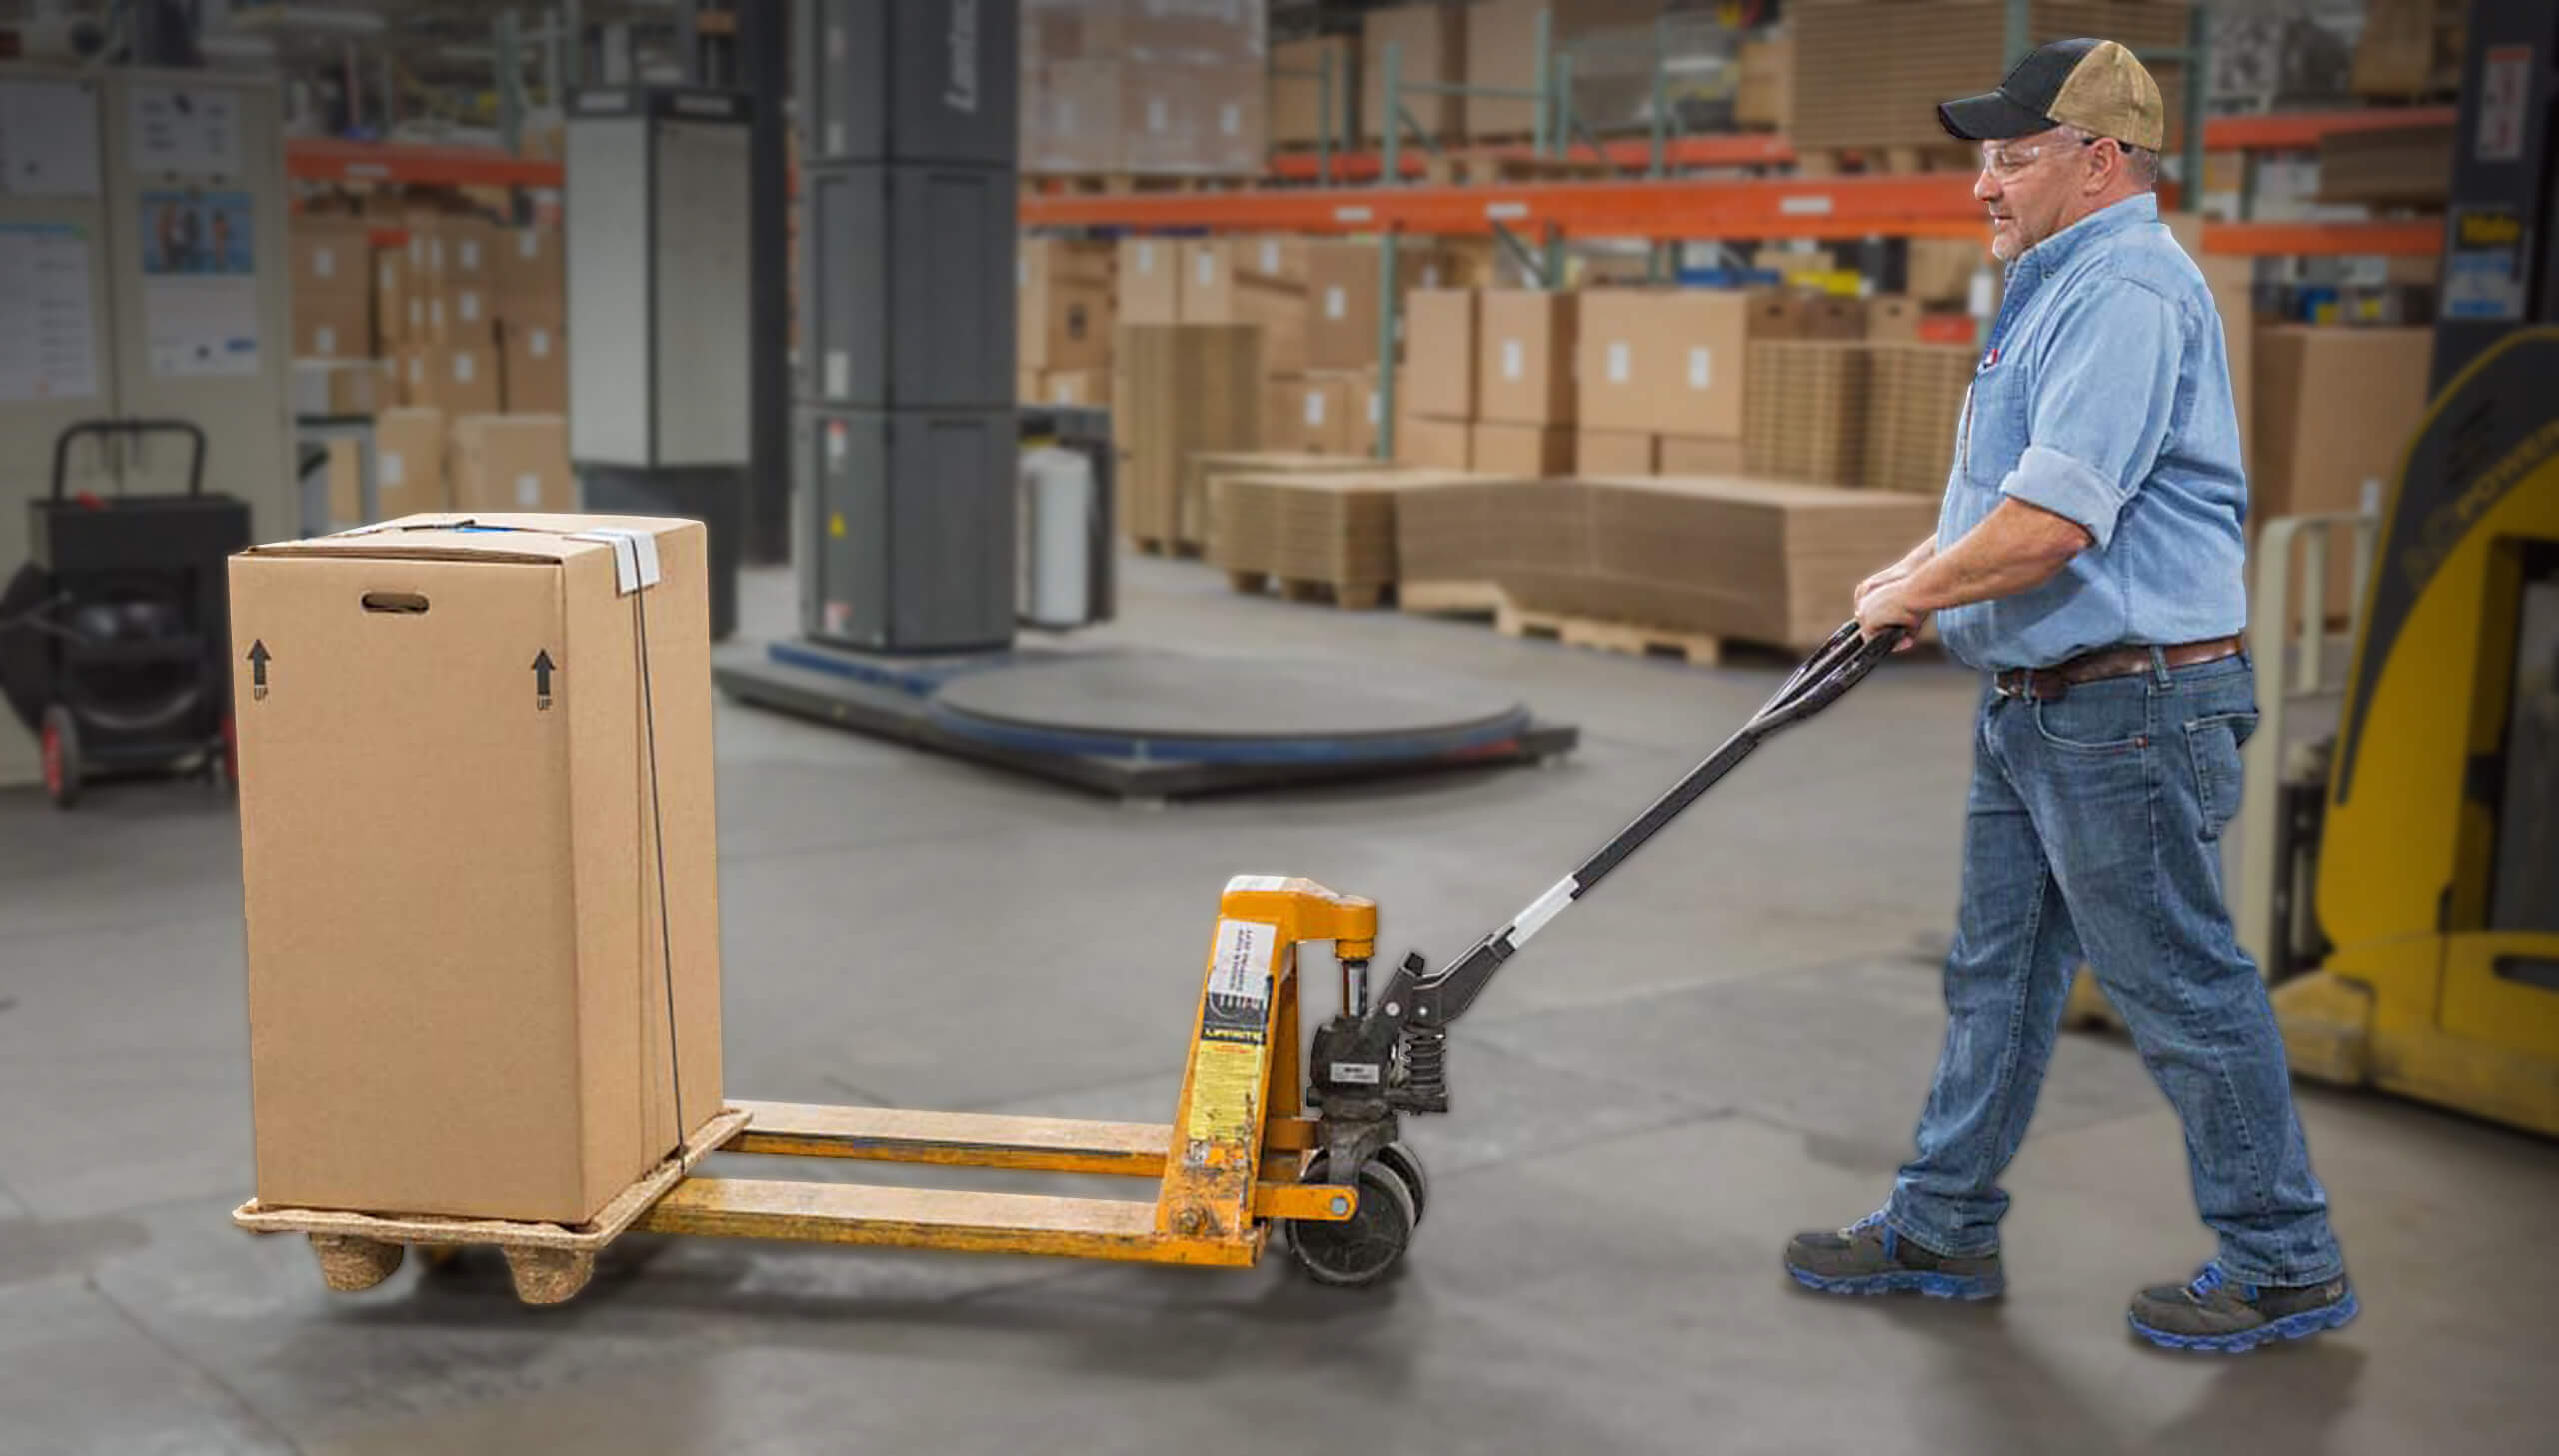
[1790,1,2191,154]
[1209,468,1486,601]
[1744,341,1872,485]
[1397,474,1941,649]
[1863,344,1974,495]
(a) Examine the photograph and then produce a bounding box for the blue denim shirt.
[1932,193,2249,671]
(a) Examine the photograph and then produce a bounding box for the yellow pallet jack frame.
[238,879,1389,1303]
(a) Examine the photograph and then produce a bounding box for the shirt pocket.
[1962,358,2030,488]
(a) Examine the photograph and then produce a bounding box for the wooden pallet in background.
[1397,579,1511,618]
[1495,604,1725,667]
[1226,569,1389,611]
[1129,535,1206,560]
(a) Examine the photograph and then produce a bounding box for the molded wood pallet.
[232,1107,752,1304]
[1225,569,1389,611]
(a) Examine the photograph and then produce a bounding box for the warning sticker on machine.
[1182,1038,1263,1152]
[1200,917,1273,1043]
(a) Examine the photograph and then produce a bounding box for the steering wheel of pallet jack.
[41,704,80,809]
[1288,1152,1419,1287]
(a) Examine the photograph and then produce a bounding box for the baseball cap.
[1937,37,2165,153]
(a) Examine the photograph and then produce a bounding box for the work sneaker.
[2127,1262,2359,1353]
[1783,1210,2005,1300]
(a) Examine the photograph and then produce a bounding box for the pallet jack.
[240,624,1899,1301]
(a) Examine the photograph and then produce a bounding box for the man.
[1785,38,2356,1354]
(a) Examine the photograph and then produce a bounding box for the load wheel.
[1373,1142,1429,1226]
[1288,1153,1418,1287]
[40,705,80,809]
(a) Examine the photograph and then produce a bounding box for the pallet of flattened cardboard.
[1397,473,1941,658]
[1209,467,1487,610]
[1181,450,1375,556]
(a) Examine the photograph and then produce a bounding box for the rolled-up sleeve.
[2002,279,2182,551]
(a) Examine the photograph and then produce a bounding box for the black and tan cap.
[1937,37,2165,153]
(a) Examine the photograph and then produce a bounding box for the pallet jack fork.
[240,625,1898,1300]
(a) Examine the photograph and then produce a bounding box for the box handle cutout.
[361,591,430,614]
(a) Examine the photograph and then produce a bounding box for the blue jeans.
[1886,653,2346,1287]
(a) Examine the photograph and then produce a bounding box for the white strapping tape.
[570,527,663,596]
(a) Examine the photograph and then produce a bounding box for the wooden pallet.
[1397,579,1511,618]
[1130,535,1205,560]
[233,1107,751,1304]
[1495,605,1724,667]
[1226,569,1388,611]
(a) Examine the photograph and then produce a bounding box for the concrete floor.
[3,555,2553,1455]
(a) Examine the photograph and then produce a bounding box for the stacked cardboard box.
[1577,288,1795,475]
[231,514,723,1224]
[1021,238,1117,405]
[1362,4,1468,143]
[1186,236,1311,373]
[1790,1,2191,154]
[1863,344,1974,495]
[495,226,568,414]
[1113,322,1264,547]
[372,407,450,519]
[2316,122,2454,206]
[290,219,375,362]
[290,359,383,418]
[1186,450,1376,552]
[1397,288,1476,470]
[1117,237,1185,324]
[1304,238,1456,368]
[450,413,575,514]
[1473,289,1578,477]
[2351,0,2464,98]
[1023,0,1267,177]
[1265,370,1380,457]
[1210,467,1483,601]
[1271,34,1358,148]
[1397,473,1940,650]
[1736,32,1791,130]
[1743,341,1871,485]
[1464,0,1661,138]
[395,220,502,416]
[2252,326,2432,606]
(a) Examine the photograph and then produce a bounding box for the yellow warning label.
[828,512,848,538]
[1181,1039,1264,1150]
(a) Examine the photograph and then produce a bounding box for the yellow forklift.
[2262,0,2559,1136]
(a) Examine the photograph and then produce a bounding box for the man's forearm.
[1899,500,2088,614]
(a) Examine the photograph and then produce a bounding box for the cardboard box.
[1211,468,1479,597]
[370,407,450,523]
[1403,289,1478,420]
[1863,343,1974,494]
[1265,370,1375,457]
[1272,35,1357,147]
[290,218,374,297]
[1577,289,1761,438]
[501,319,568,415]
[450,414,576,514]
[2252,324,2431,543]
[1113,322,1264,546]
[1118,237,1183,325]
[294,290,374,361]
[1023,58,1127,173]
[1302,239,1448,370]
[440,283,499,344]
[1737,34,1792,130]
[495,226,566,321]
[1659,434,1746,476]
[1122,63,1266,175]
[290,359,383,417]
[1394,414,1472,471]
[374,248,410,348]
[401,342,502,418]
[1124,0,1262,63]
[1020,239,1116,371]
[2351,0,2464,98]
[1476,290,1579,426]
[324,437,364,524]
[1576,429,1657,475]
[1188,450,1384,557]
[231,513,723,1223]
[1177,240,1234,322]
[436,217,504,285]
[1466,0,1660,137]
[1363,4,1468,144]
[1470,421,1573,477]
[1865,296,1924,345]
[1227,237,1312,375]
[1034,368,1109,408]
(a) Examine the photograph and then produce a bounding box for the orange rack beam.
[2203,105,2459,152]
[2200,219,2442,256]
[1021,173,1994,241]
[287,137,563,188]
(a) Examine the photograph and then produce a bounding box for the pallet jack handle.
[1372,621,1905,1039]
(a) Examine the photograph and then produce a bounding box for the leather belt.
[1993,637,2244,701]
